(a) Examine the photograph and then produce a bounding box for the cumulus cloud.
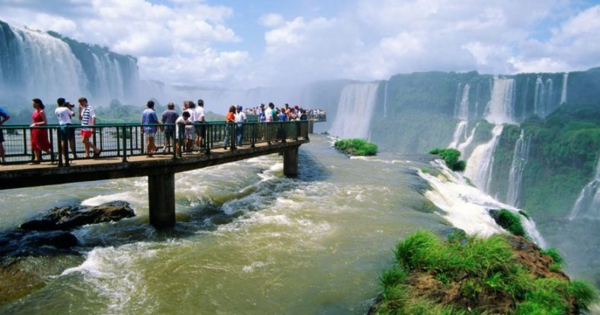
[0,0,599,89]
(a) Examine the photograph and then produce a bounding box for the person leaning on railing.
[0,106,10,164]
[160,102,179,153]
[141,100,159,158]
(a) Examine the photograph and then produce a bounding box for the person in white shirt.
[234,105,247,146]
[175,111,194,154]
[55,98,77,161]
[194,99,206,149]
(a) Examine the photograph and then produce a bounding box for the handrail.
[0,120,311,166]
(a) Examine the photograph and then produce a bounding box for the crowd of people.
[0,98,325,164]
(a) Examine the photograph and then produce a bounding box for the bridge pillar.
[283,147,299,178]
[148,172,176,229]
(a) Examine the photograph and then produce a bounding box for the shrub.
[494,209,527,237]
[429,148,467,172]
[334,138,378,156]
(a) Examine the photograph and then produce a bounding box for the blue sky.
[1,0,599,88]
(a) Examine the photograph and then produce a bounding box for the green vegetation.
[429,148,467,172]
[372,231,598,315]
[334,138,378,156]
[493,209,527,238]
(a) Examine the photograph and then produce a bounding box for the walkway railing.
[0,121,310,166]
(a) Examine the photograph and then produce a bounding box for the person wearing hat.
[234,105,247,146]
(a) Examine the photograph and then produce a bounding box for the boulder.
[20,201,135,231]
[0,230,78,258]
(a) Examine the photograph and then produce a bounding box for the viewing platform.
[0,120,321,228]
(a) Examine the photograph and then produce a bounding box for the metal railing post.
[122,125,127,163]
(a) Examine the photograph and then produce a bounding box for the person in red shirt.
[223,105,236,149]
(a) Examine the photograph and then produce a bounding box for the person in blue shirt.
[0,106,10,164]
[141,100,159,157]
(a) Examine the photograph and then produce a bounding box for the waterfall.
[485,77,516,125]
[457,123,479,156]
[2,24,87,100]
[454,83,470,120]
[522,78,530,121]
[506,130,530,206]
[449,121,468,149]
[534,76,554,119]
[0,21,140,103]
[569,157,600,220]
[560,73,569,104]
[329,83,379,139]
[465,125,504,193]
[383,81,388,118]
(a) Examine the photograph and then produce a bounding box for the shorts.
[145,132,156,138]
[194,124,206,137]
[81,130,93,138]
[164,129,175,142]
[185,128,194,140]
[60,124,75,141]
[143,127,157,135]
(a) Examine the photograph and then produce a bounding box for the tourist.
[259,104,266,123]
[78,97,101,158]
[223,105,236,149]
[183,101,195,151]
[55,98,77,161]
[235,105,247,146]
[175,110,193,154]
[30,98,51,164]
[194,99,206,150]
[278,107,287,122]
[0,106,10,164]
[161,102,179,153]
[268,102,277,122]
[141,100,159,157]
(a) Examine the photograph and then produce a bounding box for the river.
[0,135,532,314]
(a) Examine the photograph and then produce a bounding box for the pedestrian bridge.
[0,119,324,228]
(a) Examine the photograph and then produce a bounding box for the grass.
[334,138,378,156]
[429,148,466,172]
[372,231,599,315]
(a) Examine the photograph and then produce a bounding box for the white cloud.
[259,13,285,28]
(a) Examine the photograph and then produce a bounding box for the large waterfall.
[569,156,600,220]
[0,21,140,103]
[560,73,568,104]
[329,83,379,139]
[533,76,554,119]
[465,125,504,193]
[449,84,471,149]
[485,77,516,125]
[506,130,530,206]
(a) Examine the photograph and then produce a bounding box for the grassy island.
[429,148,466,172]
[334,138,378,156]
[370,231,598,315]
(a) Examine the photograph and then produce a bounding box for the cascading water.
[454,83,470,120]
[506,130,530,206]
[329,83,379,139]
[534,76,554,119]
[465,125,504,193]
[383,81,388,118]
[485,77,516,125]
[449,121,468,149]
[0,21,140,103]
[457,123,478,156]
[569,156,600,220]
[560,72,569,104]
[2,24,87,100]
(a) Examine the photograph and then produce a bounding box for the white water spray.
[329,83,379,139]
[485,77,516,125]
[569,156,600,220]
[560,73,569,105]
[465,125,504,193]
[506,130,530,206]
[457,123,479,156]
[449,121,468,149]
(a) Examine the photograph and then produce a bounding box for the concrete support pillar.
[308,121,314,134]
[148,172,176,229]
[283,147,299,178]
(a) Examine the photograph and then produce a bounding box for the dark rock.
[0,230,79,258]
[20,201,135,231]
